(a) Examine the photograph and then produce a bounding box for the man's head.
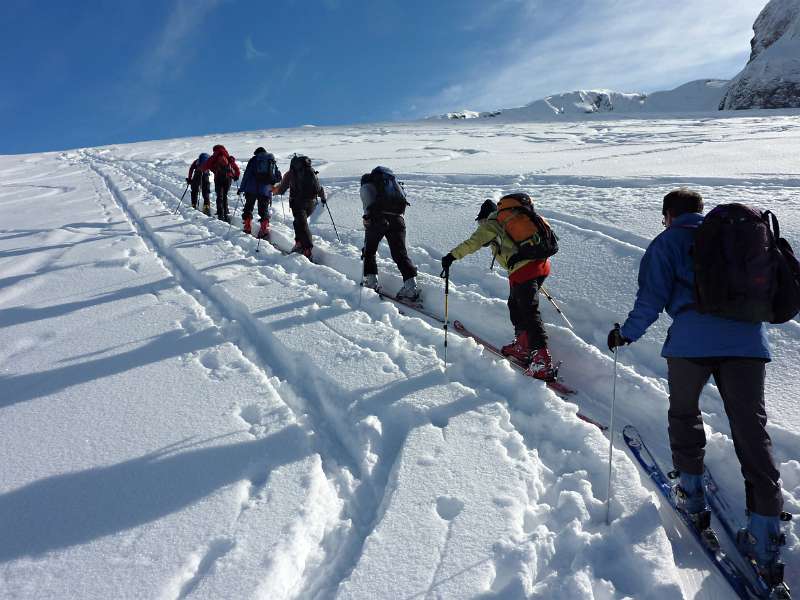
[254,147,266,155]
[475,199,497,221]
[662,189,704,220]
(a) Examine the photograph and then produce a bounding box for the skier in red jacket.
[201,145,239,222]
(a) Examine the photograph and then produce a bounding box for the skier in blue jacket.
[608,189,784,584]
[237,147,280,238]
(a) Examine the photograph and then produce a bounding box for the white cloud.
[414,0,765,116]
[245,36,268,61]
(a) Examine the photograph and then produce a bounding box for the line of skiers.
[185,148,798,587]
[187,146,326,259]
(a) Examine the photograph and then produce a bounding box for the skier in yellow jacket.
[442,195,556,380]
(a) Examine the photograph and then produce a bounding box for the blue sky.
[1,0,766,154]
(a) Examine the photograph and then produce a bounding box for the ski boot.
[501,331,532,365]
[525,347,556,381]
[302,246,312,260]
[202,203,211,216]
[737,512,787,588]
[242,216,252,235]
[257,219,269,239]
[669,471,719,549]
[396,277,421,302]
[191,202,197,209]
[362,274,380,292]
[290,239,303,253]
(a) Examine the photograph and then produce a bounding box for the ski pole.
[227,193,242,236]
[358,247,365,308]
[605,323,620,525]
[541,285,574,329]
[174,183,189,214]
[324,201,341,243]
[440,266,450,367]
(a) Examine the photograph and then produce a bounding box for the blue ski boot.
[671,471,718,547]
[737,513,786,587]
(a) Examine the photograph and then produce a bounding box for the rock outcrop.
[720,0,800,109]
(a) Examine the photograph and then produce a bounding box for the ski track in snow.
[2,116,799,598]
[79,150,688,598]
[90,135,800,596]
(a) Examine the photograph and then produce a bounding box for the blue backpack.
[370,166,409,214]
[254,152,279,184]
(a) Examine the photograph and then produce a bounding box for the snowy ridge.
[430,80,731,121]
[1,115,799,598]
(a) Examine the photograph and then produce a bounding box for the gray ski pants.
[666,357,783,516]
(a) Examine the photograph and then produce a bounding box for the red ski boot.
[501,331,532,364]
[257,218,269,239]
[525,347,556,381]
[242,216,252,234]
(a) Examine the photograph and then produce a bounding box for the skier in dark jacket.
[272,155,325,259]
[201,144,238,222]
[359,168,420,301]
[186,153,211,214]
[237,147,280,238]
[608,188,784,584]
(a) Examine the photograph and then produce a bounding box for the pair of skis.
[375,290,608,431]
[624,425,791,599]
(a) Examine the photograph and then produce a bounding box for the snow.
[2,112,800,598]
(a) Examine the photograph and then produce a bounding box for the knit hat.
[662,189,704,217]
[254,147,266,155]
[475,199,497,221]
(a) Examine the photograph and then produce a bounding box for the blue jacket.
[239,152,276,197]
[621,212,770,359]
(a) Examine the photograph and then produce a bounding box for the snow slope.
[1,113,799,598]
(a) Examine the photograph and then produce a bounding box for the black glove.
[607,326,630,352]
[441,253,455,271]
[237,189,243,196]
[185,178,191,184]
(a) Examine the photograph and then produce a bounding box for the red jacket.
[201,145,232,179]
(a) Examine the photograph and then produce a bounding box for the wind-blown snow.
[1,112,799,598]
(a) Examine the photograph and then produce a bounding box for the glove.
[237,189,243,196]
[362,215,370,228]
[321,198,327,206]
[185,178,191,184]
[441,253,455,271]
[607,326,630,352]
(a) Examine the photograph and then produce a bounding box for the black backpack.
[289,155,320,200]
[254,152,280,185]
[370,166,409,214]
[692,203,800,323]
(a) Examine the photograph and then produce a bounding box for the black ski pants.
[243,193,270,222]
[214,176,231,219]
[290,197,318,249]
[363,214,417,281]
[508,276,548,349]
[666,357,783,516]
[190,173,210,208]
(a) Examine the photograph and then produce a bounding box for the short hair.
[662,189,704,217]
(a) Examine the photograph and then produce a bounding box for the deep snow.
[1,112,799,599]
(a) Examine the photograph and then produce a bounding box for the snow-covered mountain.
[721,0,800,109]
[431,79,730,121]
